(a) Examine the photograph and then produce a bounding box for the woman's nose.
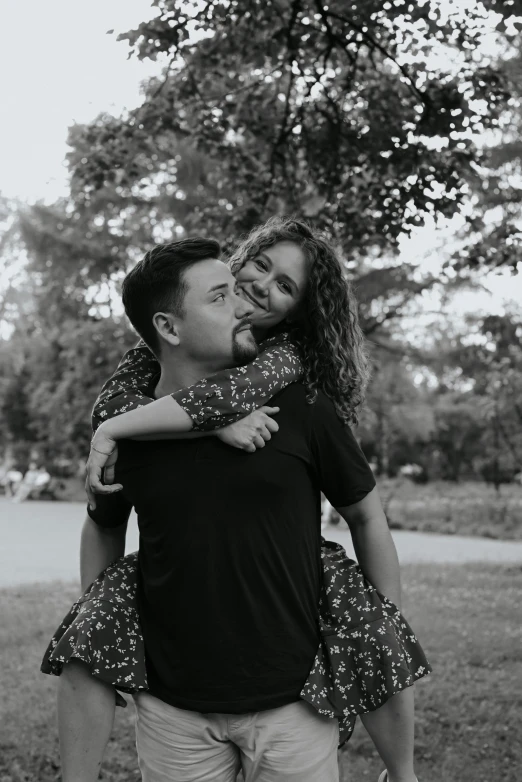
[252,278,268,298]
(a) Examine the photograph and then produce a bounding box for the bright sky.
[0,0,520,324]
[0,0,161,202]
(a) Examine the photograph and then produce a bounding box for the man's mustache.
[233,319,253,336]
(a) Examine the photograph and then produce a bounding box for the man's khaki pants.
[134,692,339,782]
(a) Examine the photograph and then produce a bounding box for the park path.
[1,497,522,588]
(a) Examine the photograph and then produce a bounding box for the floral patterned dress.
[41,334,431,746]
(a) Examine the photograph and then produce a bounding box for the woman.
[42,217,428,782]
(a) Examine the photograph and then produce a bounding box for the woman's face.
[234,241,310,333]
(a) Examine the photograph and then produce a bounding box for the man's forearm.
[349,514,401,607]
[338,489,402,607]
[80,516,127,592]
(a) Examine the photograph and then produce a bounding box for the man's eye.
[214,293,225,302]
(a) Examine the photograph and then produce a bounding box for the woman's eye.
[255,259,267,270]
[279,282,291,294]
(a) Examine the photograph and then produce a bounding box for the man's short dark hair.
[122,238,221,354]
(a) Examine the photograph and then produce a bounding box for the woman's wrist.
[94,419,119,442]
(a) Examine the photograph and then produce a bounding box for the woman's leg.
[360,686,417,782]
[57,660,117,782]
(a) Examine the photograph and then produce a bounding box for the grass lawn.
[1,564,520,782]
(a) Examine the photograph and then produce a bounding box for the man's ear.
[152,312,181,347]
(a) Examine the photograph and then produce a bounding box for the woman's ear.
[152,312,181,347]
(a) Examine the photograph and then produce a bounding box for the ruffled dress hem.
[41,542,431,748]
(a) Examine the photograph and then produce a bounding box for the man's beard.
[232,323,259,366]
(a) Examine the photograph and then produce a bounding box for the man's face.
[175,259,258,369]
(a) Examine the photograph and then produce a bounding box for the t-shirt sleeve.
[87,491,133,529]
[309,392,376,508]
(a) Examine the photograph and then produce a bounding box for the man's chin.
[232,331,259,366]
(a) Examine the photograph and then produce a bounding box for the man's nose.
[236,292,254,318]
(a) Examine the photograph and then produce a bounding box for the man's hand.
[86,425,123,510]
[215,407,280,452]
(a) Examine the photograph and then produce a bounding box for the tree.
[65,0,516,264]
[432,392,485,482]
[20,0,517,357]
[450,49,522,273]
[0,198,140,467]
[424,311,522,482]
[4,2,521,467]
[360,351,435,476]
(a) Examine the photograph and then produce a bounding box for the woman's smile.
[239,286,268,311]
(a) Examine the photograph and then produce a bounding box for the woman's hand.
[85,425,123,510]
[215,407,280,452]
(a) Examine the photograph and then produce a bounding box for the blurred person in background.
[1,466,24,498]
[12,464,51,502]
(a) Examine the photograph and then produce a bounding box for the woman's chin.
[252,320,283,342]
[250,312,272,329]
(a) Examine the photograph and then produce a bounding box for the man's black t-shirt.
[89,383,376,714]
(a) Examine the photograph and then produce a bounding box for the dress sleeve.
[92,333,303,433]
[92,341,160,432]
[174,334,303,431]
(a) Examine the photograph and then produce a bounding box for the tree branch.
[315,1,429,108]
[497,416,522,464]
[262,0,302,210]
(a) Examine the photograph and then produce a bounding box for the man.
[82,238,380,781]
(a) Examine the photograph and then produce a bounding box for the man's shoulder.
[271,381,310,408]
[116,437,187,479]
[271,384,336,420]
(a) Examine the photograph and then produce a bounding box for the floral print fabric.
[302,539,431,745]
[41,544,431,747]
[41,552,146,693]
[92,334,303,432]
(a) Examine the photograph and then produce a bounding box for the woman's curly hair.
[229,216,370,426]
